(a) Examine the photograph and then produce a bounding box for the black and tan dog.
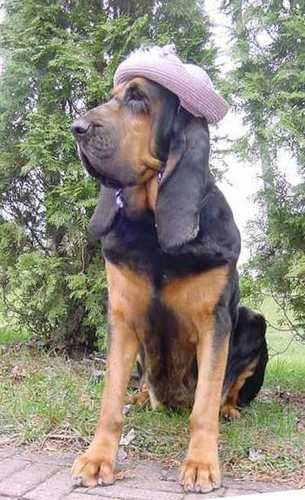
[71,78,268,493]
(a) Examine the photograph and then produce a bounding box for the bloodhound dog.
[71,78,268,493]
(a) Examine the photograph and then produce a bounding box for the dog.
[71,70,268,492]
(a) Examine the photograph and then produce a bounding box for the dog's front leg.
[72,316,139,487]
[180,308,230,493]
[72,262,151,487]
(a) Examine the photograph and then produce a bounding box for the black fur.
[225,306,268,406]
[156,111,211,250]
[89,185,119,239]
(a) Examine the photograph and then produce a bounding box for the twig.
[268,334,297,360]
[271,291,304,340]
[265,319,295,332]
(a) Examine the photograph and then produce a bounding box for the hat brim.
[114,57,229,124]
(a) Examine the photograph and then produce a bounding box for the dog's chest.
[102,211,213,284]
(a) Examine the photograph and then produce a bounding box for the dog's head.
[72,77,210,251]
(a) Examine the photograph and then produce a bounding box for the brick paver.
[0,448,16,460]
[0,461,58,497]
[26,468,73,500]
[68,495,121,500]
[0,455,29,481]
[0,446,303,499]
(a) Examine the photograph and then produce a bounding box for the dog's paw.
[126,386,150,407]
[71,452,114,488]
[221,404,241,420]
[179,458,221,493]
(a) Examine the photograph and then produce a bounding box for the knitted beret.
[114,45,229,124]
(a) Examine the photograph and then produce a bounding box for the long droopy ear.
[155,109,210,252]
[88,185,119,239]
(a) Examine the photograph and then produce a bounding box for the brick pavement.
[0,447,302,500]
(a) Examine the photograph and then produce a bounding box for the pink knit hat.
[114,45,229,124]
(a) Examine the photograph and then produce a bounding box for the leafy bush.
[0,0,215,352]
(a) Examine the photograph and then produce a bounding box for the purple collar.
[115,189,124,209]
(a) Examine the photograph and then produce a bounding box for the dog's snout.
[71,118,91,136]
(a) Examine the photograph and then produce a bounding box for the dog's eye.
[126,87,149,113]
[128,87,144,101]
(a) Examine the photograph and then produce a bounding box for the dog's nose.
[71,118,91,136]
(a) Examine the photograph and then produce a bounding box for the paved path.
[0,446,299,499]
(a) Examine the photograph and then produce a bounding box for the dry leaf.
[123,404,132,415]
[120,428,136,446]
[115,469,135,481]
[10,365,26,381]
[248,448,264,462]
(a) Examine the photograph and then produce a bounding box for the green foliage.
[0,0,216,352]
[239,269,263,310]
[225,1,305,339]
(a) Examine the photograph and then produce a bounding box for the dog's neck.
[116,164,214,221]
[117,176,159,218]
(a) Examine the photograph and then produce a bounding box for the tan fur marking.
[146,176,159,211]
[119,112,161,178]
[162,266,229,340]
[221,358,258,419]
[191,332,229,437]
[126,384,150,407]
[123,176,159,217]
[114,78,162,179]
[123,185,148,218]
[106,261,152,332]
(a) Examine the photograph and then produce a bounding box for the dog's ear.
[155,109,210,252]
[88,185,119,239]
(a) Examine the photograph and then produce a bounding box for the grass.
[0,327,31,346]
[0,349,103,443]
[261,297,305,392]
[0,298,305,482]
